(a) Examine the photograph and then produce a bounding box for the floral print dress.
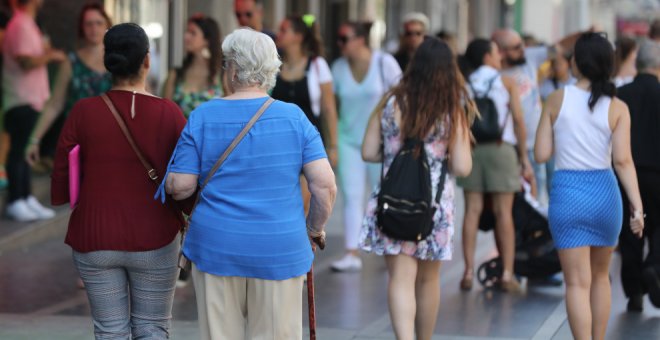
[64,52,112,115]
[172,81,223,118]
[359,98,455,261]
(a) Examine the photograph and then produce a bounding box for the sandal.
[460,271,473,291]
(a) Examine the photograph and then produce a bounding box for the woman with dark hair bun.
[163,14,225,118]
[50,23,188,339]
[613,36,637,87]
[535,32,644,340]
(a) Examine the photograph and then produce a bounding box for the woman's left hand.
[521,158,534,183]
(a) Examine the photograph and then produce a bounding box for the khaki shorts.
[457,142,521,193]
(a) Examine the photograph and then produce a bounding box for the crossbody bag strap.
[101,93,159,183]
[188,97,275,220]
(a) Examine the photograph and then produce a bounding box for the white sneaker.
[25,196,55,220]
[331,254,363,272]
[6,199,39,222]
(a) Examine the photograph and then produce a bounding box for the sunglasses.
[235,11,252,19]
[337,35,354,45]
[404,30,423,37]
[504,43,523,51]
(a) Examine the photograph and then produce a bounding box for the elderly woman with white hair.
[158,28,336,340]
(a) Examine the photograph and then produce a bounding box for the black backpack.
[469,77,508,143]
[377,138,449,242]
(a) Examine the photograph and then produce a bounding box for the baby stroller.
[476,183,561,287]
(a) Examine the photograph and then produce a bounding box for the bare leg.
[590,246,615,340]
[414,260,442,340]
[462,191,484,284]
[491,193,515,282]
[385,254,418,340]
[558,247,592,340]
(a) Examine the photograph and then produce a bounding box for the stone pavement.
[1,178,659,339]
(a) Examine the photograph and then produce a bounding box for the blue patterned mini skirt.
[548,169,622,249]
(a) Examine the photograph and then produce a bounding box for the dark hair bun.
[104,23,149,78]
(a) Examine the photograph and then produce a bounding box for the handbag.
[177,97,275,272]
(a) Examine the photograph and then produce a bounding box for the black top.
[617,73,660,172]
[394,51,409,72]
[271,57,319,129]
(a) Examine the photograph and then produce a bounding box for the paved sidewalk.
[1,184,659,339]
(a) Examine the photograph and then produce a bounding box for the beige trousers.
[192,263,305,340]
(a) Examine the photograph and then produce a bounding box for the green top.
[172,78,223,118]
[64,52,112,115]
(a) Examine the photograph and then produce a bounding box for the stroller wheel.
[477,258,503,288]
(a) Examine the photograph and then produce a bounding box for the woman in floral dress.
[163,14,225,118]
[26,3,112,165]
[360,37,474,340]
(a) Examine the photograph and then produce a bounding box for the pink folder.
[68,145,80,209]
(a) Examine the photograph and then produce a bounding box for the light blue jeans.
[72,238,180,339]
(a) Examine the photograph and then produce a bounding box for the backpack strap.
[469,76,498,99]
[435,158,450,205]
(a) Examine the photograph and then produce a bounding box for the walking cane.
[307,265,316,340]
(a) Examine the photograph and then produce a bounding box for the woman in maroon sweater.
[51,23,186,338]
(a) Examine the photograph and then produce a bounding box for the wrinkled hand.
[25,143,40,166]
[630,210,645,239]
[308,230,326,251]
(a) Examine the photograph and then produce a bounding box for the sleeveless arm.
[503,76,533,181]
[611,99,644,237]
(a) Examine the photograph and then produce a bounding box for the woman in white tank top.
[534,33,644,340]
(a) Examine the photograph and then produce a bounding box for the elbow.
[534,145,550,164]
[451,154,472,177]
[310,177,338,205]
[613,156,634,171]
[452,163,472,178]
[361,149,381,163]
[165,178,195,201]
[534,152,549,164]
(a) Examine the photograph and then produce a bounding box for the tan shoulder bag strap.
[101,93,159,182]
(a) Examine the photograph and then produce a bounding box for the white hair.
[222,28,281,91]
[636,39,660,71]
[402,12,429,32]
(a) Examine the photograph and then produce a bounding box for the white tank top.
[553,85,612,170]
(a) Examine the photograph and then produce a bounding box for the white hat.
[402,12,429,32]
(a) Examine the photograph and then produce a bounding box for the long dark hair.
[574,32,616,110]
[286,14,324,58]
[342,21,373,47]
[179,14,222,86]
[459,38,492,79]
[391,37,474,147]
[77,2,112,41]
[613,36,637,77]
